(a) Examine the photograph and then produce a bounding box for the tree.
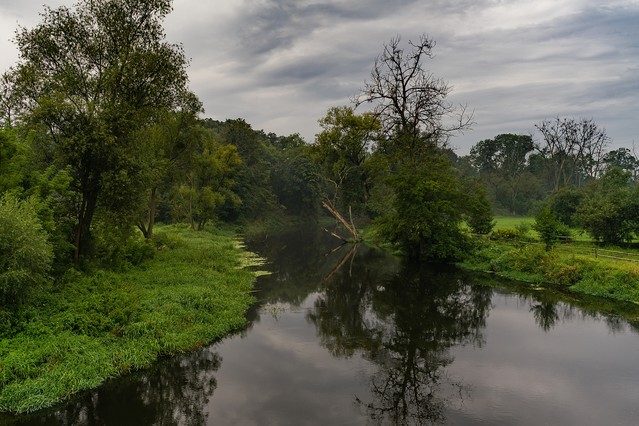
[464,179,495,235]
[270,149,323,217]
[215,119,278,220]
[136,95,203,238]
[603,147,639,181]
[535,117,609,190]
[375,152,471,261]
[353,34,472,151]
[354,35,481,261]
[6,0,192,263]
[545,186,584,227]
[173,138,242,231]
[576,167,638,245]
[311,106,380,210]
[469,134,541,214]
[533,207,566,251]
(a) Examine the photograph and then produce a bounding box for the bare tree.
[352,34,472,152]
[535,117,609,190]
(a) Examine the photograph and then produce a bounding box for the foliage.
[576,167,638,245]
[0,225,256,414]
[603,147,639,180]
[0,128,28,193]
[489,228,521,241]
[533,207,568,250]
[311,106,380,211]
[462,239,639,304]
[545,186,584,227]
[135,99,204,238]
[212,119,279,220]
[463,179,495,234]
[469,134,542,214]
[6,0,193,262]
[374,153,471,261]
[0,194,53,318]
[271,148,323,217]
[189,139,242,230]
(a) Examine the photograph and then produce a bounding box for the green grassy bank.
[0,225,259,414]
[461,239,639,306]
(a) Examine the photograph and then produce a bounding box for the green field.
[493,216,535,230]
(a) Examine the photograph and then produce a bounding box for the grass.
[461,237,639,306]
[493,215,536,230]
[0,224,258,414]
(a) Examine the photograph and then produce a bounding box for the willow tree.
[354,35,486,261]
[5,0,193,263]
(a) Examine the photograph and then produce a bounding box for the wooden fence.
[517,239,639,263]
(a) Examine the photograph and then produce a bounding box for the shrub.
[533,207,570,250]
[512,245,549,273]
[544,261,582,285]
[489,228,519,241]
[0,194,53,308]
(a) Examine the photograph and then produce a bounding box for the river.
[5,228,639,425]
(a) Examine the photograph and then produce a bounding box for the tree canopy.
[4,0,193,263]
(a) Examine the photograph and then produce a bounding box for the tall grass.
[0,224,258,414]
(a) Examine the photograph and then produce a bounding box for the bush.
[89,219,155,270]
[533,208,570,250]
[489,228,520,241]
[544,261,582,285]
[0,194,53,308]
[511,245,549,272]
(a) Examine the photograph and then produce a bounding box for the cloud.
[1,0,637,152]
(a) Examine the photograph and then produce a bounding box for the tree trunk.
[322,201,361,242]
[73,189,98,266]
[147,187,157,238]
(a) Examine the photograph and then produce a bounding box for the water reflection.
[4,348,220,426]
[5,228,639,425]
[308,248,493,425]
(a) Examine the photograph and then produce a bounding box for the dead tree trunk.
[321,201,361,242]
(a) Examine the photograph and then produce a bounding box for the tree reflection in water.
[308,251,493,425]
[12,348,220,426]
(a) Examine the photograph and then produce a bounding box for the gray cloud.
[0,0,637,152]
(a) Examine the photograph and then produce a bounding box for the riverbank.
[460,238,639,305]
[0,224,258,414]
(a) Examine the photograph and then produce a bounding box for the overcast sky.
[1,0,638,153]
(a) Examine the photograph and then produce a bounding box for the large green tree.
[576,167,639,245]
[5,0,192,263]
[469,134,541,214]
[311,106,380,210]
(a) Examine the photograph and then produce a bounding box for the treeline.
[0,0,330,325]
[453,119,639,246]
[4,0,637,325]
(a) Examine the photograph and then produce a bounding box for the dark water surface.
[5,229,639,425]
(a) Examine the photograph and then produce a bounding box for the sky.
[1,0,638,154]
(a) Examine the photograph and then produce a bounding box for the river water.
[5,228,639,425]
